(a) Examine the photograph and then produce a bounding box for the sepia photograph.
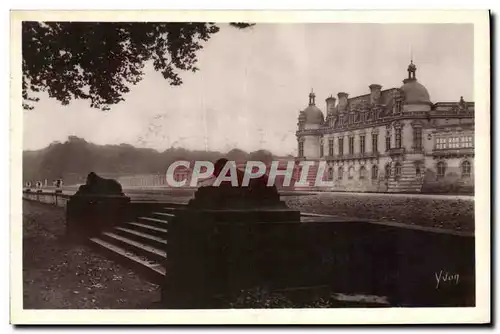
[10,10,490,325]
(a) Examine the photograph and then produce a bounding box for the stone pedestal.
[66,194,130,239]
[66,172,130,239]
[162,181,302,308]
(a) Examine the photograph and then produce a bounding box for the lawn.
[22,200,160,309]
[284,193,474,233]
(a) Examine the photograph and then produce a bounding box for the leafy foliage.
[22,22,254,110]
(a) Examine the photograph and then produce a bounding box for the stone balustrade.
[22,190,71,208]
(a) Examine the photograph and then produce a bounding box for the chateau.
[295,61,475,193]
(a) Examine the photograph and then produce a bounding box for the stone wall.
[163,215,475,308]
[422,158,474,194]
[303,135,320,159]
[23,191,70,207]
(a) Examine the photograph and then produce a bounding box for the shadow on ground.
[23,201,160,309]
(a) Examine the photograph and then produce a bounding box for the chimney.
[369,84,382,104]
[337,92,349,111]
[325,95,336,114]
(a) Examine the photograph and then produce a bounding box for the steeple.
[308,89,316,106]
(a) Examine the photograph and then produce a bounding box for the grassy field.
[284,193,474,233]
[22,201,160,309]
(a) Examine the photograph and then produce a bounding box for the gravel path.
[284,193,474,233]
[23,201,160,309]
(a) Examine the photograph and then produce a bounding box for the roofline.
[434,101,475,105]
[347,87,399,102]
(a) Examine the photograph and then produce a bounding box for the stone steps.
[100,231,167,264]
[387,160,424,193]
[88,209,329,286]
[87,208,392,306]
[114,226,168,250]
[87,207,173,284]
[299,163,321,187]
[88,236,166,284]
[125,221,168,236]
[137,216,170,230]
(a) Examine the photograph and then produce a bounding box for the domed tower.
[399,60,432,111]
[297,90,324,160]
[303,90,325,129]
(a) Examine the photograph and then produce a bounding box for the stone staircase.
[387,160,424,193]
[88,207,175,284]
[85,206,391,307]
[293,161,323,190]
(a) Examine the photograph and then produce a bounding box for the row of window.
[436,136,473,144]
[437,160,472,178]
[436,142,473,149]
[328,164,403,181]
[323,160,472,181]
[435,135,474,150]
[327,165,380,181]
[330,110,382,127]
[314,128,423,157]
[300,131,473,158]
[436,136,474,148]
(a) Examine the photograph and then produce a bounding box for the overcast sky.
[23,23,473,155]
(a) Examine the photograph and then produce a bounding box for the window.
[463,136,474,148]
[437,161,446,178]
[328,139,334,156]
[298,141,304,157]
[328,167,334,181]
[413,127,423,150]
[385,163,391,179]
[371,165,378,179]
[359,166,367,179]
[395,128,402,149]
[372,133,378,153]
[436,135,474,150]
[338,138,344,156]
[348,166,354,179]
[349,136,354,155]
[385,132,391,151]
[394,162,402,180]
[338,167,344,180]
[461,160,471,178]
[320,140,324,157]
[415,164,422,176]
[360,135,366,154]
[436,137,446,150]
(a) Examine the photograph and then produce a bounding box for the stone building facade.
[295,61,474,193]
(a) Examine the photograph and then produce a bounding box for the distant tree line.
[23,136,290,185]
